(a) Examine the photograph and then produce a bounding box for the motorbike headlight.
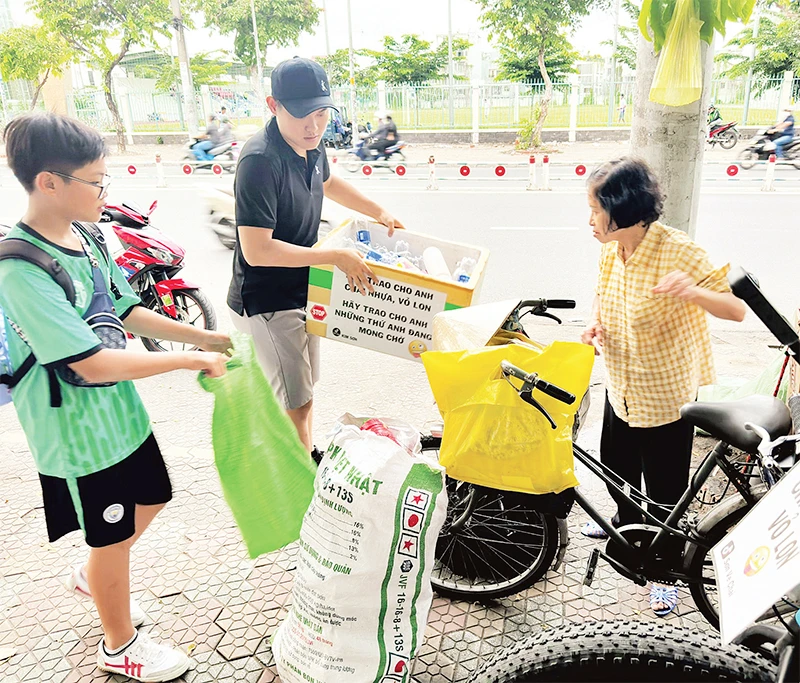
[144,246,180,264]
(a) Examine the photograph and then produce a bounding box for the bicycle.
[423,298,589,602]
[425,269,800,632]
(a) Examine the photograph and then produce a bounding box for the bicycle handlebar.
[518,299,577,311]
[500,361,576,405]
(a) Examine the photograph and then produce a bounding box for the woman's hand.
[581,320,604,355]
[652,271,699,302]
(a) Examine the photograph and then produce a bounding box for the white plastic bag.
[272,414,447,683]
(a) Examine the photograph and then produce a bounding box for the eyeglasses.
[47,171,112,199]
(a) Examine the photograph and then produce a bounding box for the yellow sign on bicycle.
[423,342,594,495]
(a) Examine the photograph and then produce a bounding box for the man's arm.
[323,174,404,235]
[238,227,376,295]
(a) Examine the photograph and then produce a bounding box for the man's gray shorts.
[230,308,320,410]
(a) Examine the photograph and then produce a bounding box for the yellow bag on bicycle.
[422,341,594,495]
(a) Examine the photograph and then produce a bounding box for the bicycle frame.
[573,437,762,586]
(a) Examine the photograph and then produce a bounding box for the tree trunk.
[630,34,714,238]
[103,40,131,152]
[531,45,553,148]
[30,68,50,109]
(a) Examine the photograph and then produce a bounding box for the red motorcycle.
[99,201,216,352]
[707,120,740,149]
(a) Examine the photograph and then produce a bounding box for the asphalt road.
[0,179,792,445]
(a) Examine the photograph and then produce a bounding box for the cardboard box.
[306,220,489,362]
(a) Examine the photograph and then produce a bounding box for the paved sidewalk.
[0,328,780,682]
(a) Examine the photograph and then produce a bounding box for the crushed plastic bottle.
[452,256,477,284]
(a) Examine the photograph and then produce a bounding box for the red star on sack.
[412,494,424,504]
[403,540,414,551]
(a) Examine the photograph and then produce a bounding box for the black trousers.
[600,395,693,531]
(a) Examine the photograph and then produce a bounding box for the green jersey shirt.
[0,223,151,479]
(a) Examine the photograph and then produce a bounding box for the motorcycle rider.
[358,110,399,160]
[771,107,795,159]
[193,115,222,162]
[707,103,723,133]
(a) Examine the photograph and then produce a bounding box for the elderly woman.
[580,157,746,616]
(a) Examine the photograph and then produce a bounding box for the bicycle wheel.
[469,620,775,682]
[687,502,757,630]
[421,436,559,601]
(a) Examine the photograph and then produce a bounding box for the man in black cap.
[228,57,404,455]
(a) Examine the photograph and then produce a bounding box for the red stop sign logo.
[310,305,327,321]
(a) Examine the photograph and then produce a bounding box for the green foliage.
[317,35,471,86]
[476,0,599,145]
[0,25,73,108]
[315,48,380,87]
[33,0,173,149]
[516,105,543,147]
[716,11,800,85]
[497,33,578,82]
[638,0,757,52]
[137,51,232,93]
[199,0,319,68]
[361,34,472,84]
[33,0,172,72]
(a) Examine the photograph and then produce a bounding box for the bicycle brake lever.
[520,389,558,429]
[535,311,563,325]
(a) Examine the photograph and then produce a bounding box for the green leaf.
[639,0,654,41]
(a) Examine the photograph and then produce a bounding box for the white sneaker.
[97,632,190,682]
[66,565,146,627]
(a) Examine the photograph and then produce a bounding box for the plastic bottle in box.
[422,247,452,280]
[453,256,477,284]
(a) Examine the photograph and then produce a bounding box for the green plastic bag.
[198,333,316,558]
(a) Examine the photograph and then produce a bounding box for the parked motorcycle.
[99,201,217,352]
[346,137,408,173]
[708,120,740,149]
[739,129,800,170]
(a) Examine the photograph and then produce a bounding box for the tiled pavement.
[1,370,722,683]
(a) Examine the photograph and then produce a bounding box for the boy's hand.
[334,249,377,296]
[198,331,233,356]
[186,351,228,378]
[374,209,405,237]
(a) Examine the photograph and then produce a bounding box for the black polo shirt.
[227,117,330,316]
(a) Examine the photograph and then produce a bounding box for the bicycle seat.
[680,395,791,453]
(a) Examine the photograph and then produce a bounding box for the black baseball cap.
[271,57,338,119]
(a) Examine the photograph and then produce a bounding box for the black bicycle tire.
[687,504,755,631]
[142,288,217,352]
[469,620,775,682]
[421,435,559,600]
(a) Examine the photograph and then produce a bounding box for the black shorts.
[39,433,172,548]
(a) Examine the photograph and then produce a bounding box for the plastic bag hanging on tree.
[649,0,704,107]
[198,333,316,558]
